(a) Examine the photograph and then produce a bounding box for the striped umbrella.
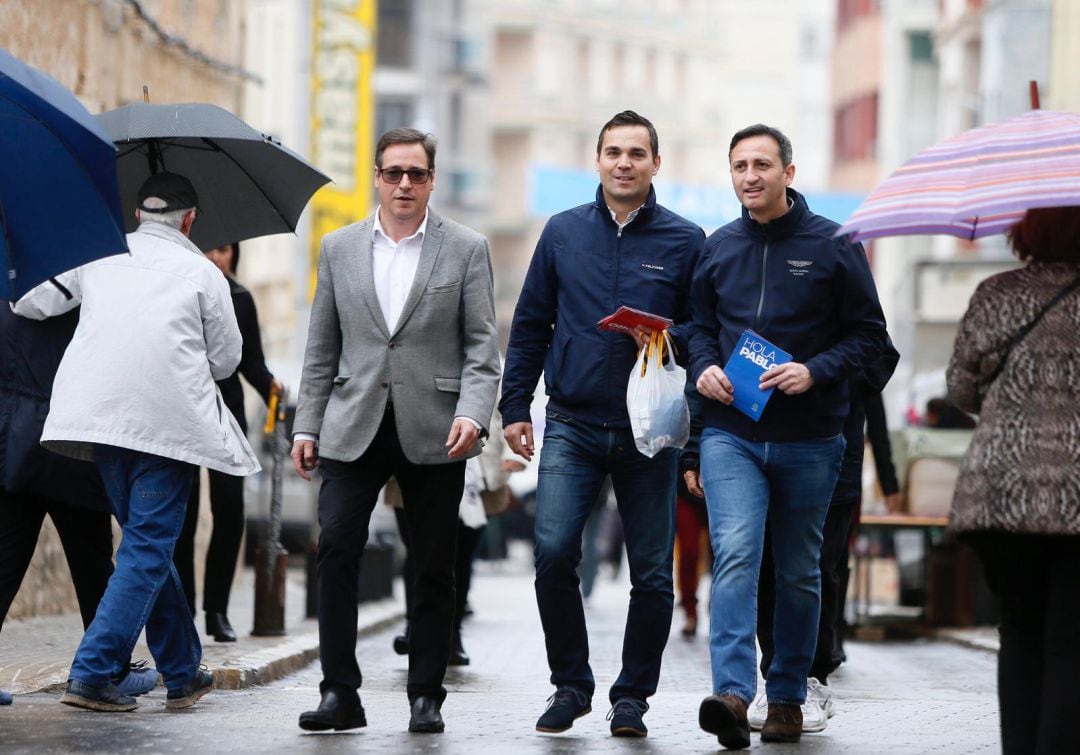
[837,109,1080,242]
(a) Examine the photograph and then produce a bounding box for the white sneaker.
[801,678,833,733]
[747,691,768,731]
[808,677,835,718]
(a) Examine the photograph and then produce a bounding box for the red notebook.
[597,305,673,335]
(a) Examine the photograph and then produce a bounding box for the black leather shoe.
[408,696,445,733]
[392,624,410,656]
[206,612,237,643]
[298,687,367,732]
[448,631,469,666]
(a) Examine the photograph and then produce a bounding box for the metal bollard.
[253,384,288,636]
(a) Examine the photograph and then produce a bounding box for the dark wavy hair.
[375,127,437,170]
[1007,206,1080,262]
[596,110,659,158]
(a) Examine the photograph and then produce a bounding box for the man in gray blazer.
[292,128,500,735]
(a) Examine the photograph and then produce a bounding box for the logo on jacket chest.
[641,263,665,271]
[786,260,813,277]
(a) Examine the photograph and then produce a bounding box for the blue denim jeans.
[534,412,676,704]
[700,428,843,705]
[68,447,201,690]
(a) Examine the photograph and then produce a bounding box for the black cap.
[137,172,198,213]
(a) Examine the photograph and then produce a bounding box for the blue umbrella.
[0,48,128,301]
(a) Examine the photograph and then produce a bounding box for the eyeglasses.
[377,167,433,184]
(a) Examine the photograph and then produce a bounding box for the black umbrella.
[96,102,330,252]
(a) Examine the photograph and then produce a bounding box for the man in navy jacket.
[686,124,886,749]
[500,111,704,738]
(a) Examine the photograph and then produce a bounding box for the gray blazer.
[294,209,500,465]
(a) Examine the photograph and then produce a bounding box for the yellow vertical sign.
[309,0,376,300]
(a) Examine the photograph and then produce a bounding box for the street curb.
[931,628,999,655]
[848,621,999,656]
[212,605,404,690]
[23,601,405,695]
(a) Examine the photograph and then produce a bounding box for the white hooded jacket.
[13,222,260,476]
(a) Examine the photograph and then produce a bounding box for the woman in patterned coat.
[946,206,1080,755]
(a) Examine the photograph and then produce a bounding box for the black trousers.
[396,507,484,632]
[173,469,245,616]
[0,488,114,630]
[966,531,1080,755]
[758,497,857,683]
[317,406,464,704]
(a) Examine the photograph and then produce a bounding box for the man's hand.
[291,439,318,481]
[630,325,658,351]
[684,468,704,498]
[697,365,734,404]
[446,418,480,459]
[760,362,814,395]
[884,492,903,514]
[504,421,535,462]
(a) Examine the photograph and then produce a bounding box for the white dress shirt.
[372,209,427,333]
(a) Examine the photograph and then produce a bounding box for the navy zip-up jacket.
[689,188,886,441]
[500,185,705,428]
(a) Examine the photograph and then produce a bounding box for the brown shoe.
[761,702,802,743]
[699,694,751,750]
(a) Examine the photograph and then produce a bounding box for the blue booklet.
[722,330,793,422]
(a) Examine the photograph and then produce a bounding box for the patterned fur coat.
[947,260,1080,536]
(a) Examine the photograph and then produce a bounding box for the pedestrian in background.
[0,307,156,703]
[500,110,704,738]
[687,124,886,749]
[832,385,901,657]
[577,482,614,606]
[173,240,281,643]
[14,172,259,712]
[292,127,500,735]
[946,205,1080,755]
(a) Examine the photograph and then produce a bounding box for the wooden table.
[851,514,950,625]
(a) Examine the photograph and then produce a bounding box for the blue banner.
[529,165,864,232]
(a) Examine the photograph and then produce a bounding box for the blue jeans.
[534,412,676,703]
[69,447,201,690]
[700,428,843,705]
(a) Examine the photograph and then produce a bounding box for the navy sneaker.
[1,688,12,705]
[536,687,591,733]
[114,661,158,697]
[60,680,137,712]
[166,668,214,710]
[607,697,649,737]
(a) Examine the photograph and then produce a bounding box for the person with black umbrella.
[13,172,260,713]
[173,240,281,643]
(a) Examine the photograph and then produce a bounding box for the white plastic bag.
[626,330,690,458]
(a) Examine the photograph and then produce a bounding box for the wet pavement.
[0,566,402,694]
[1,551,1000,753]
